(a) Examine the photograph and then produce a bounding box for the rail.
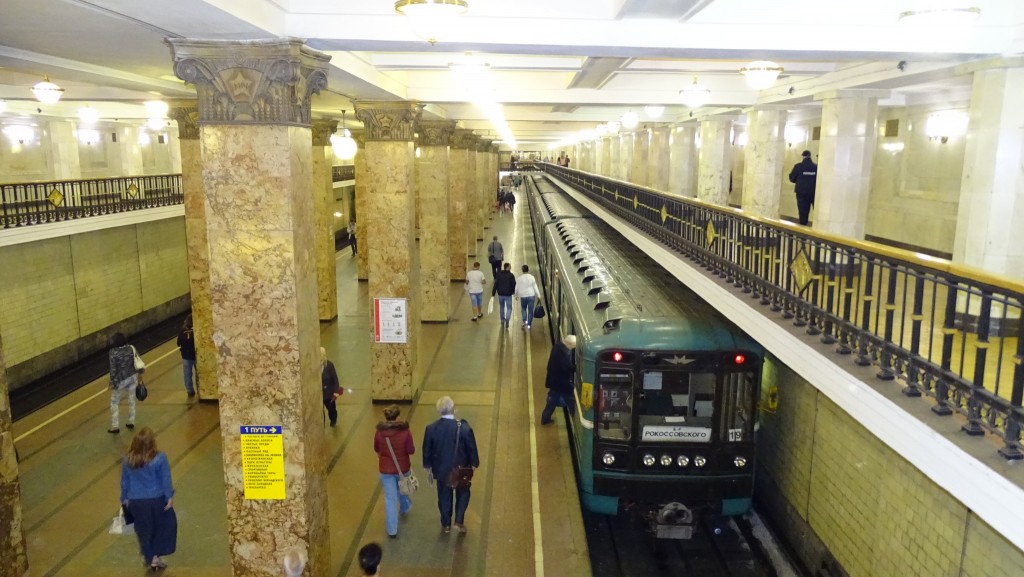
[1,174,183,229]
[541,163,1024,460]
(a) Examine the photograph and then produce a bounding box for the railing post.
[877,266,899,381]
[902,274,928,397]
[962,293,993,436]
[855,257,876,366]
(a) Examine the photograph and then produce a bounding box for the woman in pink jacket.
[373,405,415,538]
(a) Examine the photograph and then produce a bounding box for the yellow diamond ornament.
[126,182,139,198]
[790,250,815,292]
[47,188,64,207]
[706,220,717,246]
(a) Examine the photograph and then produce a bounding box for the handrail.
[1,174,183,229]
[541,163,1024,460]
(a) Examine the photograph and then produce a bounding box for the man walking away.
[487,236,504,277]
[541,335,577,424]
[492,263,517,329]
[788,150,817,226]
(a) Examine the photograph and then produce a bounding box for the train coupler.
[646,502,695,540]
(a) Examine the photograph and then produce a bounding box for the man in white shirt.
[515,264,539,329]
[466,261,487,321]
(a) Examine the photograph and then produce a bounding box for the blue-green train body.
[526,174,763,517]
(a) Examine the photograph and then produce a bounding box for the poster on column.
[374,298,408,343]
[240,426,286,500]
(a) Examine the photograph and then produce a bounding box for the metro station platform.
[11,203,590,576]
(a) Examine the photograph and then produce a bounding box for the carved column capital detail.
[416,120,457,146]
[490,144,500,154]
[353,101,420,142]
[312,119,339,146]
[476,140,492,152]
[166,38,331,127]
[450,129,476,150]
[167,101,200,140]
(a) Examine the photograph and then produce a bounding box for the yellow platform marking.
[520,204,545,577]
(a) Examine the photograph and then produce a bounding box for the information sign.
[374,298,408,343]
[240,425,286,500]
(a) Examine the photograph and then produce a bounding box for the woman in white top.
[515,265,539,329]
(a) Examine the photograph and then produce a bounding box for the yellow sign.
[581,382,594,410]
[240,426,286,500]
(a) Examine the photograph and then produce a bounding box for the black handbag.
[135,381,148,401]
[445,421,475,490]
[533,304,546,319]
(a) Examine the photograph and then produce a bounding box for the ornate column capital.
[416,119,457,147]
[490,144,499,154]
[475,139,491,152]
[312,119,339,146]
[450,129,476,150]
[167,100,200,140]
[352,101,421,142]
[166,38,330,127]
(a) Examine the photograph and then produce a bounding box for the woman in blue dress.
[121,427,177,571]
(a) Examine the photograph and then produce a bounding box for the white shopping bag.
[109,508,134,535]
[487,296,494,315]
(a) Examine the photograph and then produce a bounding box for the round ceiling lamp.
[395,0,469,45]
[679,76,710,109]
[147,117,166,131]
[332,110,358,160]
[78,106,100,124]
[595,123,608,136]
[621,110,639,130]
[899,6,980,25]
[32,76,64,104]
[606,121,620,134]
[643,105,665,119]
[740,61,784,90]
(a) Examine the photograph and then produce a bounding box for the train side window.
[596,372,632,441]
[720,372,757,442]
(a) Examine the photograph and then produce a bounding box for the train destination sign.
[641,425,711,442]
[240,425,286,500]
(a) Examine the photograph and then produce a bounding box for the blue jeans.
[498,295,513,325]
[470,292,483,309]
[182,358,197,396]
[520,296,536,327]
[379,473,412,536]
[541,390,576,424]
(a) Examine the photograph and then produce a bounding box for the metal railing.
[332,165,355,182]
[1,174,183,229]
[542,163,1024,460]
[500,162,541,172]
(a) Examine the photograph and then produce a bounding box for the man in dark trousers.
[492,262,517,329]
[541,335,577,425]
[789,150,817,225]
[422,396,480,534]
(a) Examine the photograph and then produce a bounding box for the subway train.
[524,174,763,537]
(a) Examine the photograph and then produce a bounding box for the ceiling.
[0,0,1021,150]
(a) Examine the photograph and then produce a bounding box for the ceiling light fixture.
[332,109,358,160]
[395,0,469,45]
[78,106,100,124]
[643,105,665,119]
[32,76,64,104]
[680,76,710,109]
[77,129,101,146]
[621,110,639,130]
[606,121,620,134]
[898,5,980,25]
[147,118,166,131]
[740,61,784,90]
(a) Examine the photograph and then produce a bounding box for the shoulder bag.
[385,437,419,496]
[445,421,475,490]
[130,345,146,371]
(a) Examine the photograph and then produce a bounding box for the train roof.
[529,176,593,221]
[544,216,757,353]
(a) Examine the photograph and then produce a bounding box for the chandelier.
[740,61,784,90]
[331,110,358,160]
[395,0,469,45]
[899,5,980,25]
[620,110,639,130]
[679,76,710,109]
[32,76,64,104]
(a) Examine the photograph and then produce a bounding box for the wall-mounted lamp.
[332,109,358,159]
[925,110,968,143]
[3,125,36,144]
[77,128,101,145]
[881,142,905,154]
[78,106,100,125]
[784,126,806,147]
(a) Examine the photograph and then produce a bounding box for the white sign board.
[641,425,712,443]
[374,298,408,344]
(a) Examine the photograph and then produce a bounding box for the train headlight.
[734,456,748,468]
[694,455,707,468]
[642,454,656,467]
[602,452,616,465]
[660,454,673,466]
[677,455,689,467]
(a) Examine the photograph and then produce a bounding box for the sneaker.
[107,427,120,434]
[388,534,397,539]
[442,525,451,534]
[126,423,135,430]
[472,316,478,322]
[187,392,196,400]
[455,523,468,533]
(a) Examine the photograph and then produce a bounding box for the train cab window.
[596,371,633,441]
[637,371,715,442]
[720,372,757,442]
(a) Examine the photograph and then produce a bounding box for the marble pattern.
[0,340,28,577]
[354,133,368,280]
[475,145,488,243]
[631,129,649,187]
[365,139,419,400]
[649,126,671,192]
[465,141,479,256]
[618,133,634,182]
[416,122,454,322]
[953,67,1024,277]
[816,95,878,239]
[698,118,733,206]
[669,125,698,197]
[742,108,787,218]
[201,124,329,577]
[312,119,338,321]
[448,135,473,281]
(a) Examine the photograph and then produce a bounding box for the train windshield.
[637,370,715,443]
[596,370,633,441]
[719,371,757,442]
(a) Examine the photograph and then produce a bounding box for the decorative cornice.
[312,119,339,146]
[167,101,199,140]
[353,101,420,142]
[450,129,476,150]
[416,119,457,146]
[476,140,492,152]
[165,38,331,127]
[490,144,499,154]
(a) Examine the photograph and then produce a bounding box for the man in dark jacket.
[422,396,480,533]
[789,150,817,225]
[492,263,517,329]
[541,335,577,424]
[320,347,343,427]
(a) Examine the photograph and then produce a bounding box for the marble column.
[632,129,649,187]
[465,136,479,257]
[449,130,473,281]
[168,38,331,577]
[814,90,883,238]
[353,101,421,400]
[649,125,671,191]
[953,66,1024,276]
[113,125,145,176]
[619,133,635,182]
[475,140,489,241]
[741,107,788,218]
[417,120,455,322]
[669,124,698,197]
[698,118,733,206]
[354,132,368,280]
[606,136,618,179]
[312,120,339,321]
[0,340,28,577]
[47,120,82,180]
[490,144,500,206]
[169,102,218,400]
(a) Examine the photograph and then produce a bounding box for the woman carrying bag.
[373,405,416,539]
[120,427,177,571]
